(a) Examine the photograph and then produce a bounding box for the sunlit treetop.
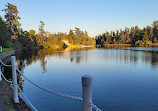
[2,3,21,38]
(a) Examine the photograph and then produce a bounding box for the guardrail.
[0,56,102,111]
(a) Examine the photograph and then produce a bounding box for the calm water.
[14,47,158,111]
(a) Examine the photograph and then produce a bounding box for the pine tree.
[3,3,21,39]
[36,21,47,48]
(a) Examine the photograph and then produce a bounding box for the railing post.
[82,75,92,111]
[0,64,2,81]
[0,46,2,52]
[11,56,19,103]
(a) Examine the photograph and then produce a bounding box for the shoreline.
[69,45,95,48]
[0,51,31,111]
[0,79,31,111]
[103,44,131,46]
[152,43,158,46]
[96,44,158,47]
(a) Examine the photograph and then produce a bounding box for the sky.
[0,0,158,37]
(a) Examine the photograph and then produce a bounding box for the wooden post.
[82,75,92,111]
[11,56,19,103]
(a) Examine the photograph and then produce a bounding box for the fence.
[0,56,102,111]
[0,46,2,52]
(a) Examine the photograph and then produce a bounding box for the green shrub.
[3,41,14,48]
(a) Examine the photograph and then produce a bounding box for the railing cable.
[17,85,38,111]
[0,60,38,111]
[17,68,83,101]
[0,60,12,67]
[9,84,38,111]
[90,102,102,111]
[0,59,102,111]
[1,72,13,83]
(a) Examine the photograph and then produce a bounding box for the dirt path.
[0,79,31,111]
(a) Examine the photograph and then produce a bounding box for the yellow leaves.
[9,4,19,13]
[135,40,152,46]
[29,35,33,42]
[29,30,36,36]
[17,16,21,19]
[4,3,21,34]
[11,34,18,39]
[18,30,22,36]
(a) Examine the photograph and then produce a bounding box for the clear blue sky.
[0,0,158,37]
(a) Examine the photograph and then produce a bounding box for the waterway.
[9,47,158,111]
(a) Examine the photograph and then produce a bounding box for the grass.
[1,48,13,52]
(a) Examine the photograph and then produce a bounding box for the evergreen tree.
[0,17,11,47]
[36,21,47,48]
[3,3,21,39]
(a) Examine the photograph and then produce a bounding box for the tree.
[36,21,47,48]
[149,28,153,42]
[39,21,45,35]
[68,29,74,44]
[120,31,125,43]
[125,28,131,43]
[29,30,36,36]
[152,21,158,42]
[74,27,81,37]
[3,3,21,39]
[0,17,12,47]
[143,30,149,41]
[106,31,111,44]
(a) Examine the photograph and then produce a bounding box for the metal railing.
[0,56,102,111]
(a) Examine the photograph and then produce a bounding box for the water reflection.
[9,46,158,110]
[15,47,95,74]
[102,46,158,68]
[14,47,158,75]
[13,47,158,91]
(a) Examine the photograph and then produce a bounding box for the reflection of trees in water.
[1,63,24,92]
[69,51,88,64]
[15,49,38,91]
[15,47,158,75]
[37,49,47,73]
[17,73,24,92]
[142,51,158,68]
[65,47,94,64]
[15,47,95,74]
[16,49,38,70]
[5,47,157,92]
[100,49,138,65]
[13,47,158,91]
[103,47,158,68]
[15,47,158,72]
[69,51,82,64]
[16,49,48,74]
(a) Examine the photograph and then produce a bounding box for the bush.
[3,41,14,48]
[135,40,152,46]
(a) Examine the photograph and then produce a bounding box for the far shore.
[103,44,131,46]
[96,43,158,47]
[68,45,96,48]
[152,43,158,46]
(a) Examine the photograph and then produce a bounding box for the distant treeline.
[45,28,96,49]
[0,3,95,50]
[95,21,158,46]
[36,21,96,49]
